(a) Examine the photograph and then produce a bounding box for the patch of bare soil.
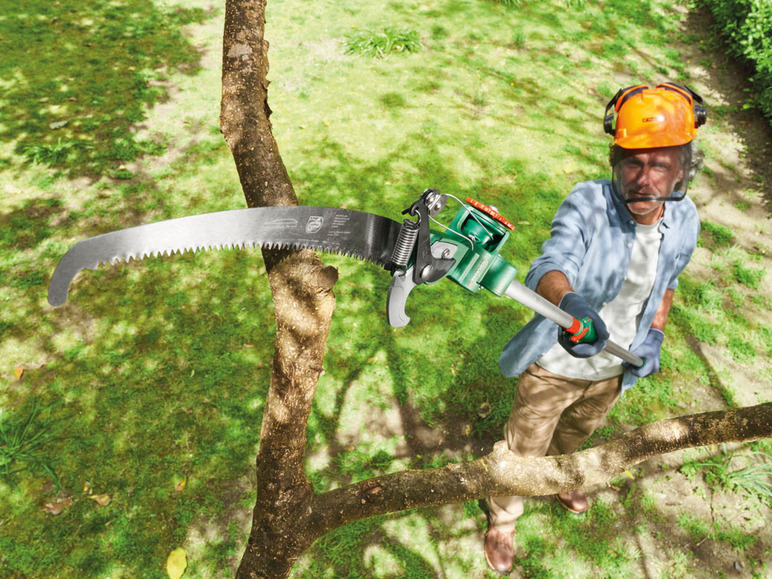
[678,7,772,409]
[620,449,771,579]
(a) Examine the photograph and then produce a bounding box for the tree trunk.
[219,2,772,577]
[220,1,337,576]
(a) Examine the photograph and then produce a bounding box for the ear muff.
[603,107,615,136]
[686,88,707,128]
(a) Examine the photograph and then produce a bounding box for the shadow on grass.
[0,246,275,576]
[0,0,209,179]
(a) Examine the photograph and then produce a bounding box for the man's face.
[617,147,684,219]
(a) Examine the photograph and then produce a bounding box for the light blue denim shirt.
[499,179,699,392]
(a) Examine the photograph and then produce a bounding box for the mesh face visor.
[612,144,692,205]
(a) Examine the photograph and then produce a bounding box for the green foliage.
[1,0,770,576]
[516,498,640,577]
[296,514,442,577]
[0,399,61,489]
[608,372,680,426]
[494,0,587,7]
[333,446,396,483]
[732,261,766,289]
[680,446,772,503]
[0,0,206,176]
[677,512,710,542]
[697,0,772,122]
[699,219,734,248]
[22,138,94,166]
[716,527,758,552]
[344,27,423,58]
[728,335,756,362]
[677,513,758,552]
[519,534,553,577]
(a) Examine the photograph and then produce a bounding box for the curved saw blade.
[48,206,402,306]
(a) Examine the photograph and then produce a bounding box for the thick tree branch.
[308,402,772,533]
[220,0,294,209]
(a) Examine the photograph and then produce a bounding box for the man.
[483,83,706,574]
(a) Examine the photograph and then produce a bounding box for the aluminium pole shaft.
[503,280,644,368]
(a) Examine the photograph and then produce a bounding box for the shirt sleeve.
[524,186,598,291]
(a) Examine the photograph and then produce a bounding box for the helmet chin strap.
[623,191,687,204]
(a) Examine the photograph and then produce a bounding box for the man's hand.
[625,328,664,377]
[557,292,609,358]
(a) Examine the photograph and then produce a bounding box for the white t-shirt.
[536,219,663,380]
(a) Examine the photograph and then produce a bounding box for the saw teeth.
[84,232,376,271]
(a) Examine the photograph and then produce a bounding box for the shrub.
[696,0,772,123]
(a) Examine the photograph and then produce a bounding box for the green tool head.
[431,198,518,295]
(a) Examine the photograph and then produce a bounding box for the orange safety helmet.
[604,83,707,149]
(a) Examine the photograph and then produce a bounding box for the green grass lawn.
[1,0,771,577]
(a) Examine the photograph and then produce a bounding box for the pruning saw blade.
[48,206,402,306]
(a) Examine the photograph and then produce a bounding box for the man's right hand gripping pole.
[556,292,610,358]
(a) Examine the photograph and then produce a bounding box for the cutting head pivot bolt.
[423,189,447,217]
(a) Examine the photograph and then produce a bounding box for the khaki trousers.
[486,363,622,532]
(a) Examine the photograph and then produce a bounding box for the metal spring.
[391,219,419,268]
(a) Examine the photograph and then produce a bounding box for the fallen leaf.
[624,470,635,480]
[477,401,492,419]
[166,547,187,579]
[174,476,187,493]
[14,367,24,380]
[42,497,73,516]
[89,493,111,507]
